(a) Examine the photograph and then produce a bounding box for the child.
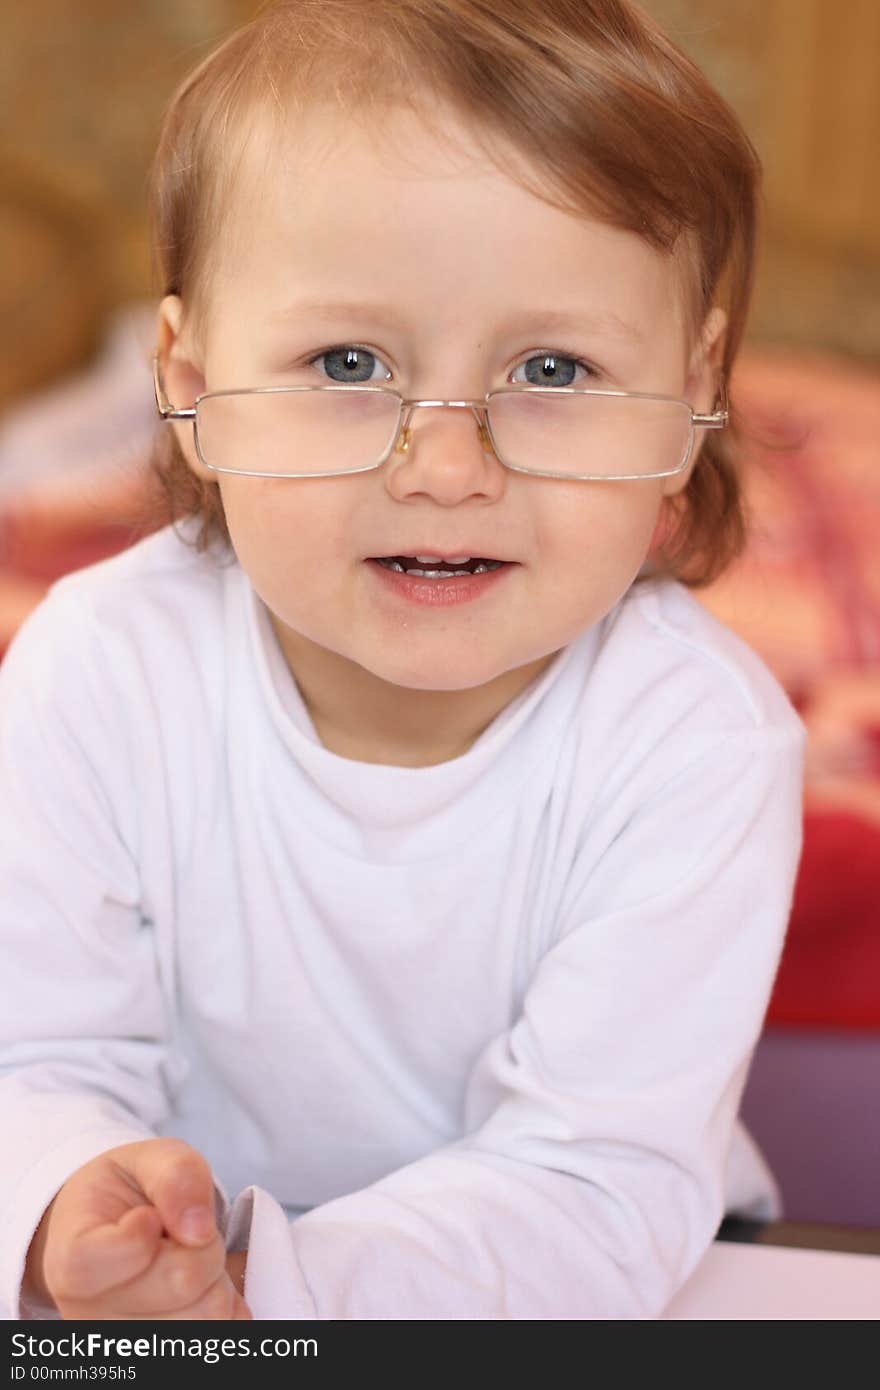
[0,0,805,1320]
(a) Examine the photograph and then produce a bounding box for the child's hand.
[24,1138,252,1320]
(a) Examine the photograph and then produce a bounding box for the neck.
[268,614,557,767]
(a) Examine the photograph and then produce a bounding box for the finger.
[109,1270,243,1322]
[160,1272,249,1322]
[118,1140,219,1248]
[71,1231,228,1317]
[57,1270,247,1324]
[46,1203,163,1302]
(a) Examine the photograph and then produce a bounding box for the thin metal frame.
[152,352,728,483]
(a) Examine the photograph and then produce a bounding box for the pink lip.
[370,549,509,563]
[364,558,516,607]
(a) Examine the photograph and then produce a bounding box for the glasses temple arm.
[692,376,729,429]
[152,352,197,421]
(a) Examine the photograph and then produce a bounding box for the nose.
[395,401,495,460]
[385,402,504,505]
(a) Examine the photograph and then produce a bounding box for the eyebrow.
[268,299,645,343]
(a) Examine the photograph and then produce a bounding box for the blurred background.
[0,0,878,1228]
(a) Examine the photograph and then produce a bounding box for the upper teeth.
[415,555,471,564]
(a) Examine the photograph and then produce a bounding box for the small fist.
[26,1138,251,1321]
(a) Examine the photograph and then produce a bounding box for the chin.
[366,653,507,694]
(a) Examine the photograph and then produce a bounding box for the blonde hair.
[146,0,763,587]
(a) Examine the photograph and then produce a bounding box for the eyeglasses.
[152,352,728,482]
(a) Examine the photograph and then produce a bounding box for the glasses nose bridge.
[396,397,493,456]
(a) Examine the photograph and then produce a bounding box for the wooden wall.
[648,0,880,360]
[0,0,256,405]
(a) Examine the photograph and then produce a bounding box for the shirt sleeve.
[227,718,806,1320]
[0,588,231,1321]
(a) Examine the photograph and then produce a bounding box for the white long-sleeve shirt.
[0,517,805,1320]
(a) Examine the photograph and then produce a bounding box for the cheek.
[218,478,297,574]
[218,477,350,576]
[564,484,664,561]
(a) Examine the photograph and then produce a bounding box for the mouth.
[369,555,509,576]
[364,553,516,606]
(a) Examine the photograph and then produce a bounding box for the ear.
[660,304,728,499]
[155,295,214,482]
[686,304,727,409]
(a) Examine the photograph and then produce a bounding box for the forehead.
[211,97,689,344]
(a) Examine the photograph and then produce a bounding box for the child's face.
[159,100,725,765]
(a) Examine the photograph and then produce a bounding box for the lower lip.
[365,559,516,607]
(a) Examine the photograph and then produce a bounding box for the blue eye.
[511,353,601,388]
[304,344,602,389]
[308,346,392,385]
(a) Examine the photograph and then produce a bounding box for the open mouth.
[372,556,506,576]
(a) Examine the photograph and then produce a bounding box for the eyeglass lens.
[194,388,693,478]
